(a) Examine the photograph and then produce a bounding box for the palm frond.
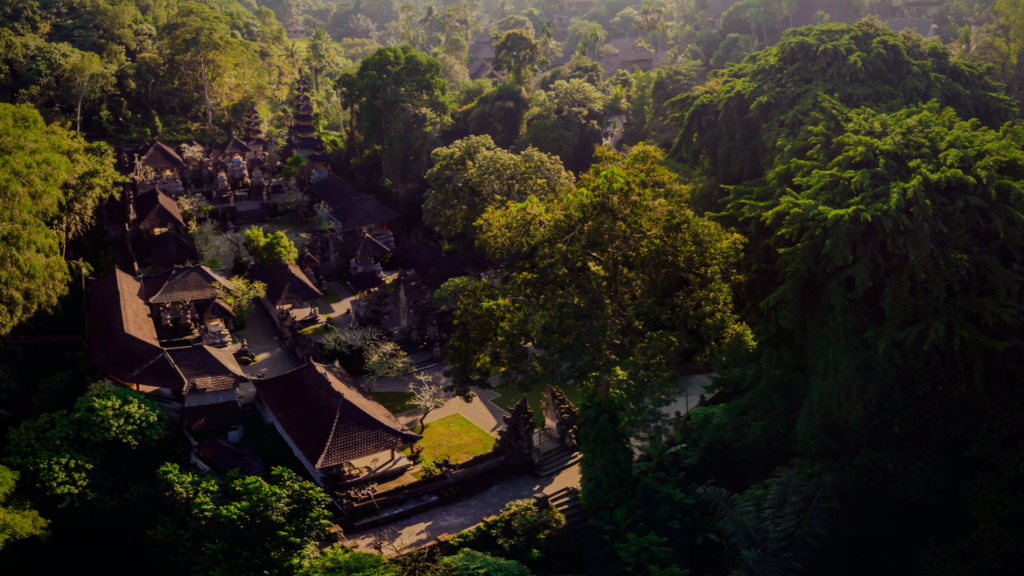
[697,486,761,551]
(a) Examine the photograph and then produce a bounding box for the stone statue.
[497,396,536,463]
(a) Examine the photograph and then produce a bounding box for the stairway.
[394,335,442,372]
[101,201,122,227]
[549,487,609,576]
[321,271,344,283]
[236,208,266,226]
[373,231,396,250]
[532,443,582,478]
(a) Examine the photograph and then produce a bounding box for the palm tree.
[306,26,334,93]
[698,470,836,575]
[542,18,557,42]
[419,3,443,37]
[279,153,309,186]
[586,24,606,60]
[285,41,300,73]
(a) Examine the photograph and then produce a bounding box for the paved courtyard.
[343,463,582,555]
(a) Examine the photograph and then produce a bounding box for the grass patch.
[500,381,581,428]
[401,413,495,464]
[321,286,342,304]
[268,219,296,229]
[300,324,330,337]
[370,391,416,414]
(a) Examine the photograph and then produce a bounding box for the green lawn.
[300,324,330,337]
[370,391,416,414]
[321,286,342,304]
[500,382,581,428]
[401,413,495,464]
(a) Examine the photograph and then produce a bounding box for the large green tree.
[153,464,333,576]
[521,78,607,174]
[0,465,49,549]
[492,29,541,87]
[3,384,165,506]
[443,145,753,432]
[423,135,573,243]
[337,45,448,194]
[671,19,1017,192]
[451,82,531,149]
[0,103,121,336]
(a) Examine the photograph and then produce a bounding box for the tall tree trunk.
[76,95,83,133]
[200,54,213,136]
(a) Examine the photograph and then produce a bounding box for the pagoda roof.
[341,234,390,258]
[220,137,253,156]
[253,362,421,469]
[135,190,184,230]
[137,141,186,170]
[144,230,198,264]
[252,262,323,306]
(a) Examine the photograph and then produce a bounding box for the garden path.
[343,463,581,556]
[372,370,509,437]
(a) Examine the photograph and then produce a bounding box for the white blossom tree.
[410,373,446,429]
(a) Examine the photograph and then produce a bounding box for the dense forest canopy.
[2,0,1024,575]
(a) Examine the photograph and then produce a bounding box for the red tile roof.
[252,262,324,306]
[167,344,248,393]
[183,401,242,432]
[135,190,185,230]
[254,362,421,469]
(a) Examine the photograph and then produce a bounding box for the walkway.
[344,463,582,555]
[372,368,510,437]
[661,373,715,418]
[232,304,301,403]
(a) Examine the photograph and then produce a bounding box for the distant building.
[286,22,308,39]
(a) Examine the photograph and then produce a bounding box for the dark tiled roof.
[294,114,314,123]
[307,153,330,163]
[295,137,323,150]
[145,231,198,265]
[88,270,185,389]
[341,234,390,258]
[394,244,466,290]
[147,266,221,303]
[254,362,421,468]
[194,438,266,475]
[183,401,242,432]
[307,176,399,229]
[252,262,324,306]
[135,190,184,230]
[297,104,314,113]
[200,298,235,320]
[297,252,320,267]
[308,175,362,212]
[336,197,400,229]
[167,344,248,393]
[138,141,186,170]
[247,137,268,147]
[297,94,311,103]
[251,157,267,167]
[220,137,253,156]
[348,271,384,293]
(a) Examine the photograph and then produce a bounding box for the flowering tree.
[410,373,446,428]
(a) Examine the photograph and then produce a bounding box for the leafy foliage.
[0,103,120,335]
[435,549,532,576]
[244,226,298,268]
[445,144,752,431]
[423,135,573,244]
[445,499,569,573]
[215,276,267,330]
[493,29,541,87]
[521,79,607,173]
[671,19,1017,189]
[0,464,49,549]
[3,384,165,506]
[153,464,333,576]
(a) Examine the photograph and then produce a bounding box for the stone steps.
[548,487,609,576]
[236,209,266,226]
[531,444,582,478]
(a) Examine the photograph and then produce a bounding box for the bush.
[435,549,532,576]
[302,545,401,576]
[445,500,574,574]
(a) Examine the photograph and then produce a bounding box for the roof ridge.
[315,368,345,468]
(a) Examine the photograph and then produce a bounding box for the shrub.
[445,499,574,573]
[435,549,532,576]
